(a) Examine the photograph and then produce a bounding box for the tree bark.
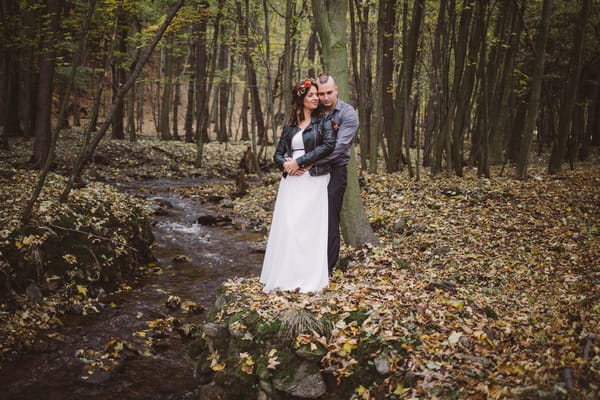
[217,24,230,143]
[393,0,424,177]
[194,1,210,165]
[60,0,185,201]
[378,0,395,172]
[32,0,63,168]
[160,33,174,140]
[22,0,96,222]
[111,16,128,140]
[548,0,591,174]
[312,0,378,247]
[516,0,553,180]
[184,36,196,142]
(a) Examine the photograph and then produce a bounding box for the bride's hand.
[283,159,299,174]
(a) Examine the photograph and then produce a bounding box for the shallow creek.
[0,177,264,400]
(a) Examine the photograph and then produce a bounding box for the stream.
[0,177,264,400]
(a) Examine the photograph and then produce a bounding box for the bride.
[260,78,336,293]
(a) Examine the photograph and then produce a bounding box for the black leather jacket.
[274,114,336,177]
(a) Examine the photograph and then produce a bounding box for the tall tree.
[32,0,64,168]
[311,0,378,247]
[160,33,175,140]
[516,0,554,179]
[61,0,185,201]
[392,0,424,176]
[378,0,396,172]
[548,0,591,174]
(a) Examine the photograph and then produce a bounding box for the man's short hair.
[318,73,331,84]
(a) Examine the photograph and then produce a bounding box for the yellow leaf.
[210,361,226,371]
[393,382,406,394]
[76,285,88,296]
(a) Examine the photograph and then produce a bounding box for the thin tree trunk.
[60,0,185,201]
[194,1,210,166]
[548,0,590,174]
[32,0,63,168]
[282,0,296,113]
[22,0,96,222]
[241,83,250,141]
[516,0,553,180]
[184,35,195,142]
[111,18,128,140]
[378,0,396,172]
[217,24,229,142]
[160,34,174,140]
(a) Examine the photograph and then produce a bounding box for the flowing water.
[0,177,264,400]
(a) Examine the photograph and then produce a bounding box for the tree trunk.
[282,0,297,113]
[22,0,96,222]
[111,19,128,140]
[238,0,266,146]
[350,0,372,171]
[393,0,424,177]
[378,0,396,172]
[312,0,378,247]
[194,2,210,165]
[60,0,185,201]
[429,0,448,174]
[32,0,63,168]
[217,25,230,142]
[184,36,196,142]
[241,83,250,141]
[160,34,174,140]
[516,0,553,180]
[548,0,591,174]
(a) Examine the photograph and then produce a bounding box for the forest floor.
[0,132,598,398]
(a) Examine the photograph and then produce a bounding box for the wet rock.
[207,194,225,203]
[220,199,235,209]
[374,352,392,375]
[81,357,125,384]
[196,213,232,226]
[249,242,266,254]
[273,361,326,398]
[152,198,173,216]
[203,322,228,338]
[166,295,182,309]
[173,255,190,263]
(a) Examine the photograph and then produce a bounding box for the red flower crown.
[295,80,312,97]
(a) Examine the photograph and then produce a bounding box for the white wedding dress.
[260,130,330,293]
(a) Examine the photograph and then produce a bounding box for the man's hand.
[284,157,312,176]
[283,158,299,175]
[290,165,312,176]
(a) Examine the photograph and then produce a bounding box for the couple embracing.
[260,74,359,293]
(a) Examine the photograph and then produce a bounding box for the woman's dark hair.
[288,78,320,125]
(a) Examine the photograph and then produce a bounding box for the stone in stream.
[196,213,232,226]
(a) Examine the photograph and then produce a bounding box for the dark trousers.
[327,165,347,274]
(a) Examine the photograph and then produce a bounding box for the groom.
[314,74,359,274]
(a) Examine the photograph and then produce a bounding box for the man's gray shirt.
[316,99,359,167]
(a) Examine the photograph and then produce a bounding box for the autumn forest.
[0,0,599,399]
